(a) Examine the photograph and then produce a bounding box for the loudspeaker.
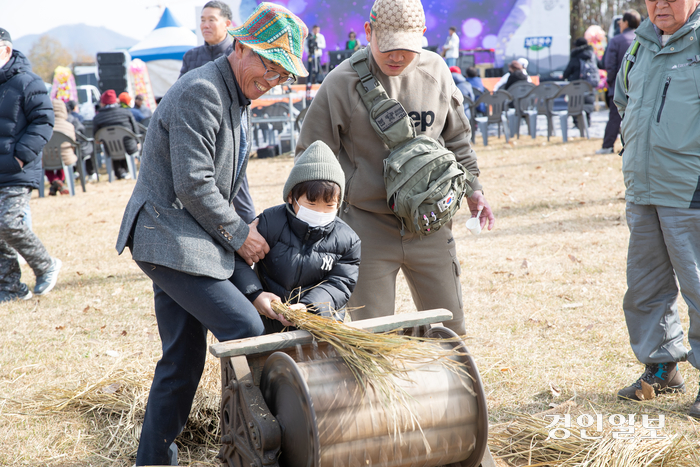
[456,54,475,73]
[484,67,505,78]
[97,51,130,95]
[328,50,354,71]
[256,145,278,159]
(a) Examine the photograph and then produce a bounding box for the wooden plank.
[209,309,453,358]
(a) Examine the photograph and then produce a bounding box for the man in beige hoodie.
[295,0,495,334]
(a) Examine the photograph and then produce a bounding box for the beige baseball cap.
[369,0,426,54]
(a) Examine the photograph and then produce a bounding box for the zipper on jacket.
[294,230,312,286]
[656,76,671,123]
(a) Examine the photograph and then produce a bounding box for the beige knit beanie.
[283,141,345,202]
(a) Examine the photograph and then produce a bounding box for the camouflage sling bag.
[349,48,475,236]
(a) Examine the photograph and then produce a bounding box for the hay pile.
[490,409,700,467]
[21,357,222,461]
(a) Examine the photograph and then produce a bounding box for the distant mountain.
[13,24,138,61]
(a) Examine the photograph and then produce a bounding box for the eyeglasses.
[256,53,296,85]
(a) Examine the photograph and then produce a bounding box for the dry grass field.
[1,134,699,466]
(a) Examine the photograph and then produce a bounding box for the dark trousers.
[603,94,622,149]
[232,173,256,224]
[134,261,264,466]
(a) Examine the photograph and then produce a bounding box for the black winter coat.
[93,105,139,156]
[0,50,54,188]
[563,44,598,81]
[604,28,636,96]
[179,36,234,78]
[232,203,361,321]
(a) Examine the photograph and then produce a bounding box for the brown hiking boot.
[618,363,685,401]
[690,385,700,419]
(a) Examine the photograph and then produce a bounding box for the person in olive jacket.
[232,140,361,334]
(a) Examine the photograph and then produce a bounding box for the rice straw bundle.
[489,412,700,466]
[271,301,474,399]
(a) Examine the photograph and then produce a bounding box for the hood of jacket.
[570,44,596,61]
[52,99,68,120]
[451,72,467,84]
[0,50,32,85]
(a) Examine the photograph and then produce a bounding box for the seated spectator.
[46,99,77,195]
[119,92,144,122]
[345,31,361,51]
[93,90,140,180]
[449,66,474,119]
[494,57,531,91]
[503,60,529,91]
[465,67,486,115]
[66,99,83,123]
[134,94,152,119]
[65,101,96,182]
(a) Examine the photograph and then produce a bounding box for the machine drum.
[259,327,488,467]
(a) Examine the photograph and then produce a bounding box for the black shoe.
[690,384,700,419]
[49,180,60,196]
[618,363,685,401]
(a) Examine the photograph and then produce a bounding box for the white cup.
[466,210,483,235]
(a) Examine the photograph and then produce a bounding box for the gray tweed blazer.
[116,55,252,280]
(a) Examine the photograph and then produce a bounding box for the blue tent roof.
[154,7,182,29]
[129,46,194,61]
[129,7,196,62]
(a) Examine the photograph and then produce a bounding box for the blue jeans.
[445,57,457,67]
[134,261,264,466]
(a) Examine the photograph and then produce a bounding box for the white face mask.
[295,200,336,227]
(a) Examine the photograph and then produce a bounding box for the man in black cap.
[0,28,62,302]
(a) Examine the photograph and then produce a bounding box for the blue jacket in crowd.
[0,49,54,189]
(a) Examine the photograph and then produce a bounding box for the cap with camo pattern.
[369,0,425,54]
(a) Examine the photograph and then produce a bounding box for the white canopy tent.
[129,7,196,97]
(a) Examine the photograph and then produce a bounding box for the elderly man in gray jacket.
[115,3,308,464]
[614,0,700,420]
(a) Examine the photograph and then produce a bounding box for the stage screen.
[225,0,569,73]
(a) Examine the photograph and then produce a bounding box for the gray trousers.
[0,186,52,293]
[340,205,465,334]
[623,202,700,369]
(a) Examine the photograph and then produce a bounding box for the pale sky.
[1,0,206,42]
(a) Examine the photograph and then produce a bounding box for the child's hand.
[288,303,307,312]
[253,292,293,327]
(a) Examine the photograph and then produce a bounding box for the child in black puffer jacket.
[232,140,361,333]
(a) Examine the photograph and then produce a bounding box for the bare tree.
[27,35,73,83]
[570,0,647,47]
